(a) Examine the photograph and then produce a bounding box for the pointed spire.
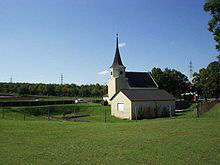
[116,33,119,47]
[110,34,124,68]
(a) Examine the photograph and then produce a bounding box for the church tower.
[108,34,128,100]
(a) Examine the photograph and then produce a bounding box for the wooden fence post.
[23,109,26,121]
[196,103,199,118]
[135,107,138,122]
[1,103,4,119]
[48,108,50,121]
[203,102,204,113]
[2,109,4,119]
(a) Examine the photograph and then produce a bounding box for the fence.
[0,100,75,107]
[0,105,80,121]
[196,100,220,117]
[0,104,110,123]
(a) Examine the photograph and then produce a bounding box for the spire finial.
[110,34,124,68]
[116,33,119,47]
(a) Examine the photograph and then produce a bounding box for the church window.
[117,103,124,111]
[111,72,112,75]
[120,71,123,75]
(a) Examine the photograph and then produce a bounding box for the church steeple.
[108,34,127,101]
[110,34,124,68]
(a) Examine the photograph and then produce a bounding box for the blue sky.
[0,0,217,84]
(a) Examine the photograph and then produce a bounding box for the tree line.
[0,62,219,100]
[0,82,107,97]
[0,68,190,99]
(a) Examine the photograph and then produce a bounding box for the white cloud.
[97,70,109,75]
[119,42,126,48]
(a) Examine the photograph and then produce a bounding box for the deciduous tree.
[204,0,220,59]
[151,67,188,98]
[193,61,220,99]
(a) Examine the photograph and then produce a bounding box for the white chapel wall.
[111,92,132,119]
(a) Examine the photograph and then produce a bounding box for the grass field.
[0,104,124,123]
[0,104,220,164]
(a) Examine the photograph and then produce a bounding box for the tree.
[0,82,107,97]
[193,68,210,100]
[193,61,220,99]
[204,0,220,59]
[206,61,220,98]
[151,68,163,88]
[17,85,29,96]
[151,67,189,98]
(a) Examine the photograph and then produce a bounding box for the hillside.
[0,104,220,164]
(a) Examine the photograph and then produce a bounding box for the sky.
[0,0,217,84]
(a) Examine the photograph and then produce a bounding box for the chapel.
[107,35,176,120]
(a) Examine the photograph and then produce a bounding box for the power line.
[61,73,64,103]
[61,73,64,85]
[10,75,13,83]
[189,61,193,81]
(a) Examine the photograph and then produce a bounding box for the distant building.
[181,92,198,102]
[107,35,175,120]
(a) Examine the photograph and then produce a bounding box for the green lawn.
[0,104,220,164]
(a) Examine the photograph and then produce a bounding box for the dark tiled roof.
[125,72,157,88]
[111,89,175,101]
[110,36,124,67]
